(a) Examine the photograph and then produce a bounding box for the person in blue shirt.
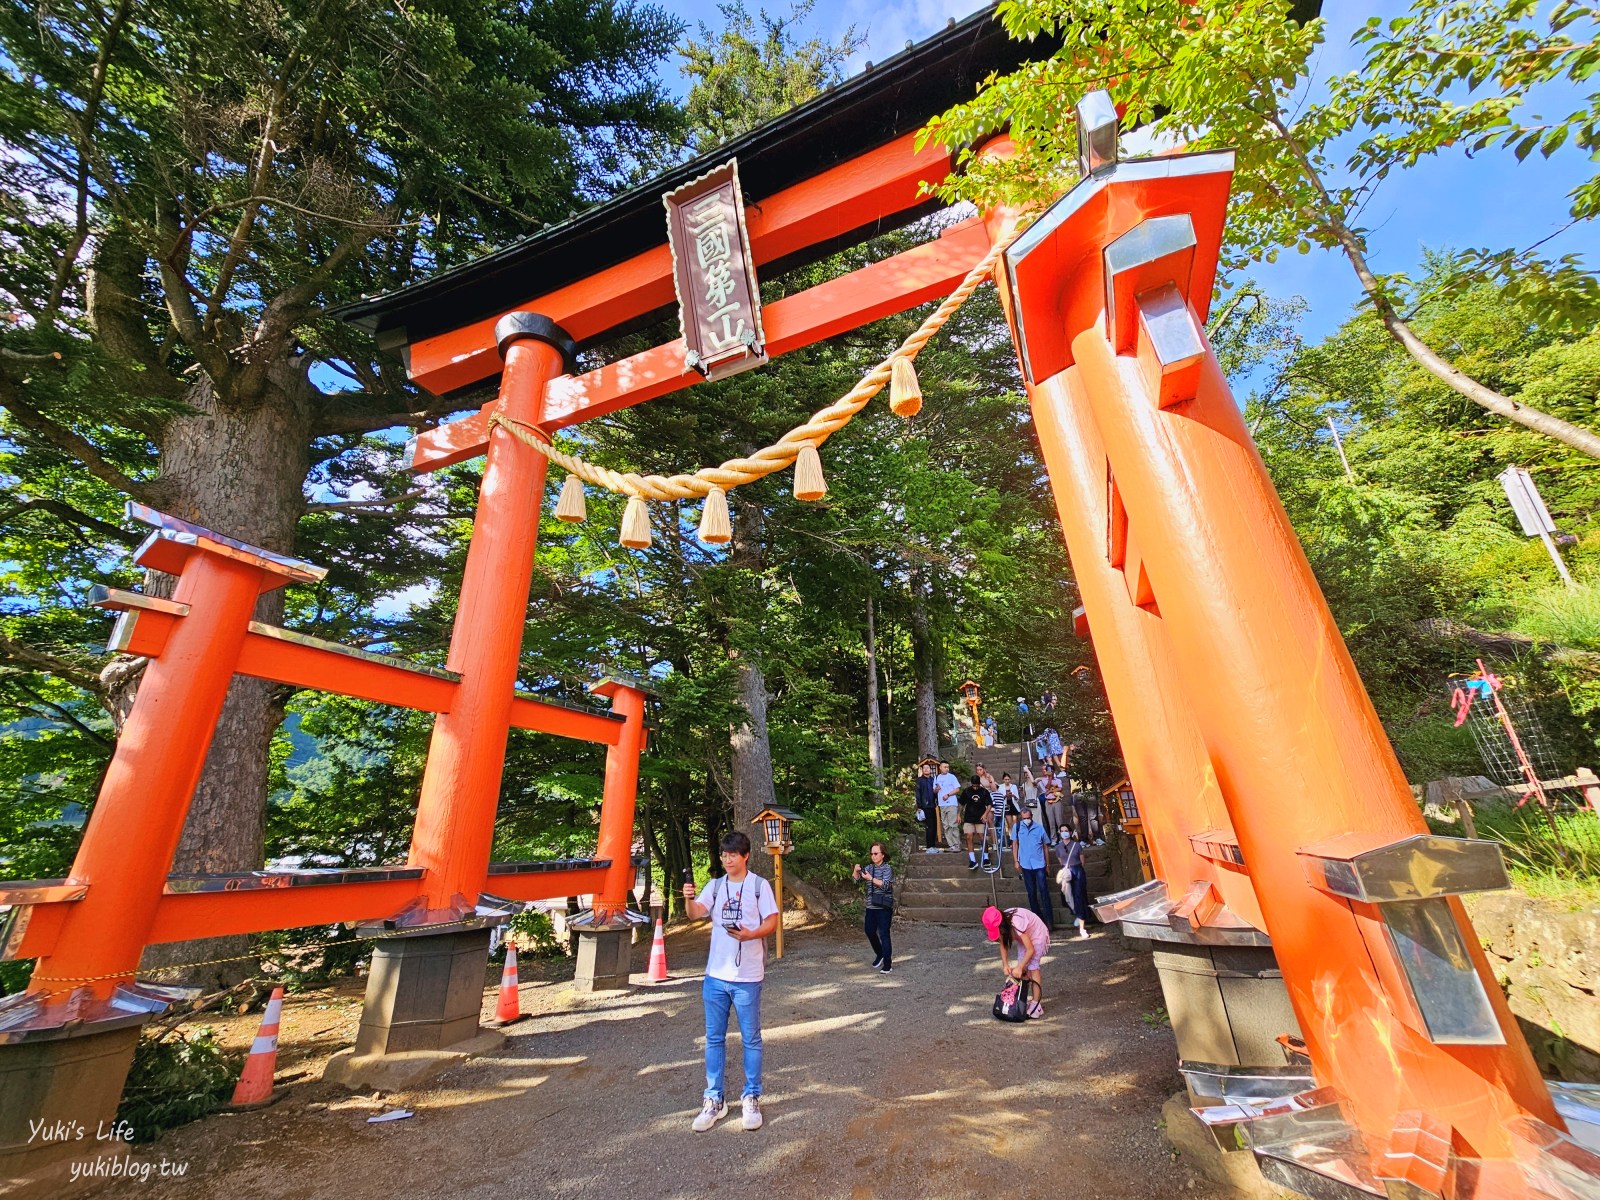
[1010,802,1055,928]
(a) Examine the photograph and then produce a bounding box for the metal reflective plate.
[1381,897,1503,1045]
[1298,834,1509,903]
[487,858,610,875]
[1180,1061,1317,1104]
[566,907,651,930]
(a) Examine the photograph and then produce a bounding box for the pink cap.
[981,905,1003,941]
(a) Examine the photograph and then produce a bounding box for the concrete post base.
[1139,940,1302,1104]
[0,1020,143,1197]
[323,1029,505,1093]
[353,927,493,1058]
[573,928,631,992]
[1159,1093,1282,1199]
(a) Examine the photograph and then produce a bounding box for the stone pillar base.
[1160,1093,1280,1199]
[1142,940,1301,1103]
[353,927,493,1058]
[323,1029,505,1093]
[0,1021,143,1197]
[573,928,632,992]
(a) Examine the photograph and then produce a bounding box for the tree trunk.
[135,366,314,988]
[865,592,884,789]
[909,565,939,760]
[727,496,777,881]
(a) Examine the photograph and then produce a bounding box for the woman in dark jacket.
[852,842,895,972]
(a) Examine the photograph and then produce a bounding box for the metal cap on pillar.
[1076,90,1120,177]
[494,312,578,373]
[1001,88,1234,385]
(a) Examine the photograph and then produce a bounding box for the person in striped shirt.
[852,843,894,972]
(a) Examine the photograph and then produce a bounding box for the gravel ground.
[73,916,1229,1200]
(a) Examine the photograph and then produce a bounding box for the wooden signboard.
[663,159,768,381]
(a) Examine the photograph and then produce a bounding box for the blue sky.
[662,0,1599,346]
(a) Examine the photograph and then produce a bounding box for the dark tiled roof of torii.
[332,7,1059,344]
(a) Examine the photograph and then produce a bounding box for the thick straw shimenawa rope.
[489,224,1024,502]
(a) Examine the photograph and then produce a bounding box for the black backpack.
[992,977,1042,1023]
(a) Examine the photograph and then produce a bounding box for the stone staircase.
[942,738,1034,782]
[897,843,1113,927]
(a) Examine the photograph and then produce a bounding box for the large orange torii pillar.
[993,95,1583,1196]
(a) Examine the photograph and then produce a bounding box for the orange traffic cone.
[647,918,669,983]
[495,944,524,1024]
[229,985,283,1107]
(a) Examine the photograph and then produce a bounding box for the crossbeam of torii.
[390,136,990,467]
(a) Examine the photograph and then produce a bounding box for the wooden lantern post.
[752,807,799,958]
[958,679,982,746]
[1103,777,1152,881]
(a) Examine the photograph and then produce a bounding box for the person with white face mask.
[1010,802,1055,928]
[1057,828,1092,940]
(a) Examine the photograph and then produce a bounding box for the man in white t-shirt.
[682,831,781,1133]
[933,760,961,851]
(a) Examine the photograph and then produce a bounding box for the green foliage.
[680,1,861,152]
[267,695,433,867]
[505,909,566,958]
[1514,581,1600,652]
[1248,257,1600,896]
[927,0,1600,456]
[1351,2,1600,223]
[929,0,1600,318]
[1474,796,1600,880]
[0,0,689,921]
[117,1027,243,1141]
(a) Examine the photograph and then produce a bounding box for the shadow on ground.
[80,920,1226,1200]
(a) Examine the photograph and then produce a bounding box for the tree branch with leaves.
[926,0,1600,457]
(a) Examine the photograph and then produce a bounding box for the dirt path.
[79,918,1226,1199]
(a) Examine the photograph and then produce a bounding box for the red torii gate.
[0,10,1595,1197]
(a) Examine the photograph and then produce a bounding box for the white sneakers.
[692,1096,763,1132]
[692,1098,727,1132]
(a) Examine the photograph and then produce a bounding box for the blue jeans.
[1021,866,1055,927]
[702,977,763,1101]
